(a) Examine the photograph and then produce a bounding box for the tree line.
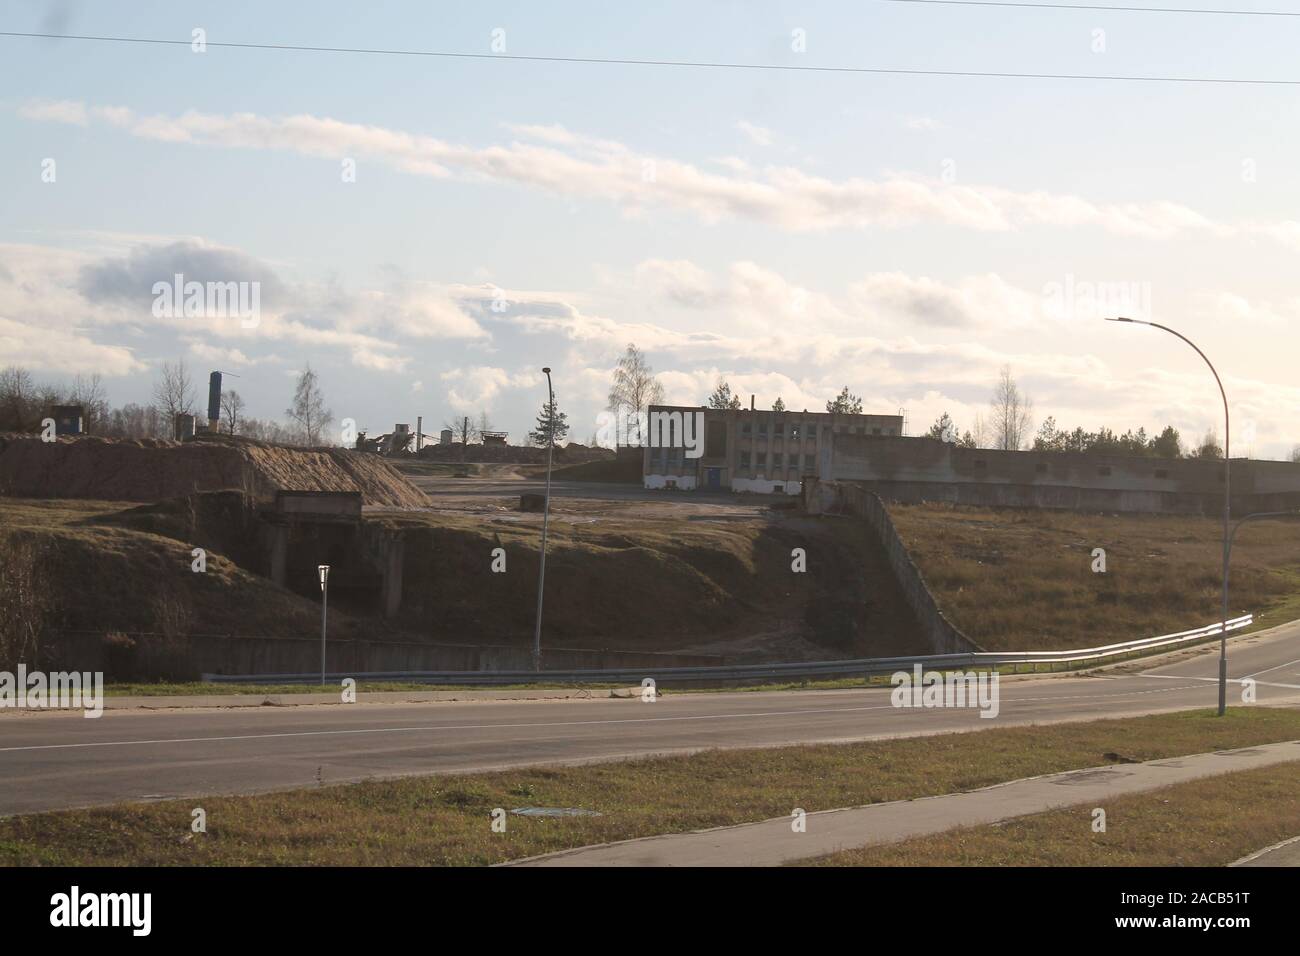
[925,366,1299,461]
[0,360,334,446]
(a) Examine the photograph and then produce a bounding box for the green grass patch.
[2,707,1297,866]
[803,760,1300,866]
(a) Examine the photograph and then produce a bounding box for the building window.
[773,453,783,469]
[756,452,767,469]
[741,421,752,436]
[790,423,802,440]
[804,454,814,472]
[757,423,768,437]
[740,451,751,469]
[1098,466,1112,477]
[872,427,882,435]
[1035,463,1048,474]
[1155,468,1169,479]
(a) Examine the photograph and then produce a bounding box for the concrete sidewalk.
[508,740,1300,867]
[1232,835,1300,867]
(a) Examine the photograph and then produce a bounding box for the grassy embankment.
[0,492,922,674]
[804,760,1300,867]
[2,708,1296,866]
[888,503,1300,651]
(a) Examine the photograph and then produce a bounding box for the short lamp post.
[318,564,330,686]
[1105,317,1231,715]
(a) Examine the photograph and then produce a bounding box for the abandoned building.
[641,404,905,493]
[642,405,1300,515]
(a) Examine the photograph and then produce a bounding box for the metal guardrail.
[203,614,1255,686]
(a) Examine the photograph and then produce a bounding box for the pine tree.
[707,378,742,409]
[530,398,569,447]
[826,386,863,415]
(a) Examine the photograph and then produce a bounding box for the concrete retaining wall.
[804,479,982,654]
[826,435,1300,517]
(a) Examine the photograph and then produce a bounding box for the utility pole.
[532,367,555,672]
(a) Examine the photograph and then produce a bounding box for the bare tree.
[106,402,165,439]
[240,417,296,444]
[286,364,332,445]
[607,343,665,420]
[444,415,478,445]
[1291,444,1300,463]
[0,366,38,432]
[1193,428,1224,460]
[220,389,245,436]
[990,366,1033,451]
[152,359,196,428]
[476,410,493,436]
[0,520,54,669]
[70,373,109,434]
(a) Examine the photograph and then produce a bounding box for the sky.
[2,0,1299,456]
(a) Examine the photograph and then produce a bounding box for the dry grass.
[804,760,1300,867]
[888,503,1300,650]
[2,707,1297,866]
[0,498,330,640]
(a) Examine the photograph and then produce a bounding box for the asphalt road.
[1,621,1297,817]
[1235,836,1300,867]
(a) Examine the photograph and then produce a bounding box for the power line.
[3,30,1300,86]
[880,0,1300,15]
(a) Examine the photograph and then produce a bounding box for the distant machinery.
[174,413,196,440]
[207,372,222,432]
[51,404,84,436]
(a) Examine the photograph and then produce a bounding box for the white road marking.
[0,680,1208,754]
[1244,656,1300,680]
[1138,674,1300,690]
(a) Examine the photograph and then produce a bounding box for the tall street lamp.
[532,367,554,672]
[1105,317,1231,715]
[318,564,330,686]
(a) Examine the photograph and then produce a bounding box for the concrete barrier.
[804,478,982,654]
[46,630,725,682]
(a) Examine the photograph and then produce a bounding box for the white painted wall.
[732,477,801,495]
[644,474,697,490]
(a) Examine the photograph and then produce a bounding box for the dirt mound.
[0,434,429,508]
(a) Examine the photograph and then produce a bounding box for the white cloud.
[18,99,87,125]
[441,366,541,410]
[736,120,773,146]
[849,272,1045,331]
[22,101,1291,244]
[0,316,142,375]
